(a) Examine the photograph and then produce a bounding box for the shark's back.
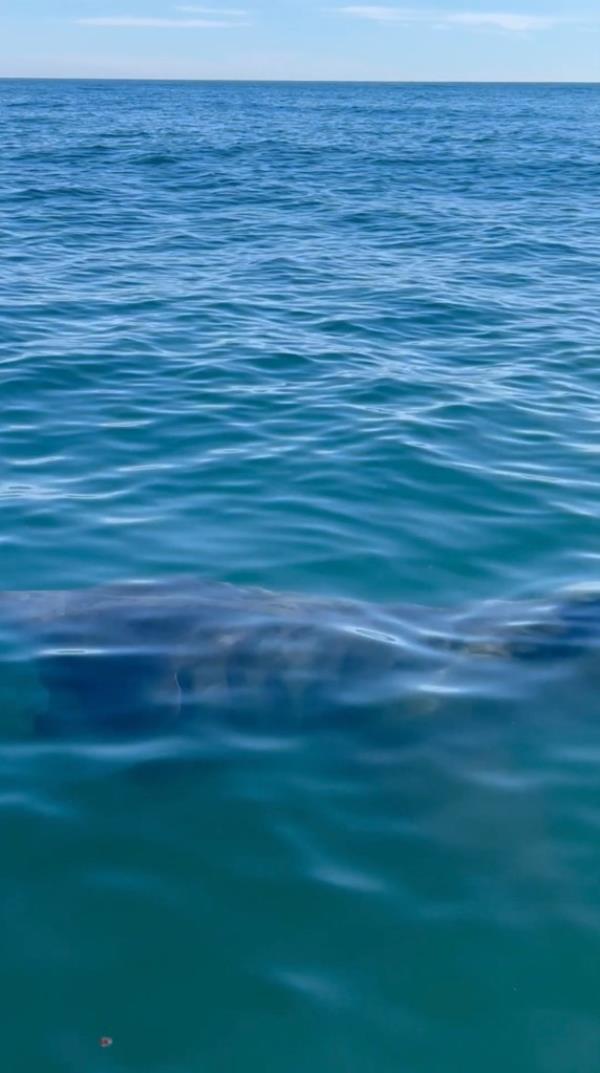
[1,578,600,741]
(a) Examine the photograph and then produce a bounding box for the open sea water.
[1,80,600,1072]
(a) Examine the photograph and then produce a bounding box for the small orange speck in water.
[100,1037,113,1048]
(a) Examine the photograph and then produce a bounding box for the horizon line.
[1,76,599,84]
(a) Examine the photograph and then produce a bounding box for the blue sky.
[1,1,598,80]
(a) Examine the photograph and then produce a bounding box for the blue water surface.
[1,80,600,1073]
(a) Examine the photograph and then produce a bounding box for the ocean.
[1,80,600,1072]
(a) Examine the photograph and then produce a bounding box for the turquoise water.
[1,80,600,1072]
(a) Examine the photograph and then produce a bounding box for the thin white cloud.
[338,6,422,21]
[77,15,246,27]
[446,12,558,30]
[176,5,249,14]
[338,6,580,31]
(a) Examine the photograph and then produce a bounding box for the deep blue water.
[1,80,600,1073]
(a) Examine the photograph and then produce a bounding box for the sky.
[0,1,599,81]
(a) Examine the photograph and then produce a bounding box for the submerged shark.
[1,578,599,740]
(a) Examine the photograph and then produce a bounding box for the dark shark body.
[1,579,600,740]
